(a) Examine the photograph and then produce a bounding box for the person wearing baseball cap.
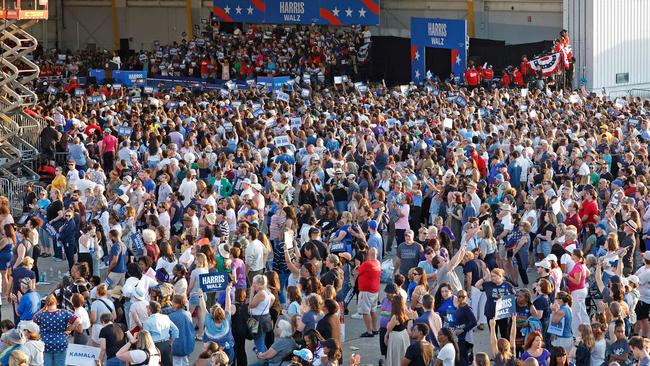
[367,220,383,262]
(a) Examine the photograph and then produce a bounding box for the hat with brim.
[109,286,123,299]
[132,285,147,301]
[624,220,638,232]
[338,252,352,262]
[218,243,230,259]
[535,259,551,270]
[205,213,217,226]
[16,321,39,334]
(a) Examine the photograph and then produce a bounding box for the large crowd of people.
[0,23,647,366]
[37,24,370,82]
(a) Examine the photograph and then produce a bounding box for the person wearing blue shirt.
[107,230,128,288]
[367,220,383,262]
[142,301,179,366]
[15,278,40,321]
[462,193,477,225]
[168,296,195,366]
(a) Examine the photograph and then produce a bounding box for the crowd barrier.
[0,177,44,216]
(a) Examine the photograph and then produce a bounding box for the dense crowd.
[37,24,370,82]
[0,25,648,366]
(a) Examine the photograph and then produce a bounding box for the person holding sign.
[548,292,573,354]
[475,268,516,340]
[489,316,518,366]
[199,281,235,363]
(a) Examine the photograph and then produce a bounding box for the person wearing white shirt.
[246,233,266,283]
[178,171,198,208]
[436,328,458,366]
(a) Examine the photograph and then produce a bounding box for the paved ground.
[17,253,504,366]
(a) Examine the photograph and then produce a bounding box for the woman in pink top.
[393,195,411,245]
[565,248,589,335]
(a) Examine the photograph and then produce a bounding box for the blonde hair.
[8,350,29,366]
[96,284,108,297]
[134,330,156,351]
[195,253,208,269]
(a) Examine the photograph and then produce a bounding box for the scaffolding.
[0,6,46,213]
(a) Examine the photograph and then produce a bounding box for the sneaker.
[372,330,379,335]
[360,332,374,338]
[350,312,363,319]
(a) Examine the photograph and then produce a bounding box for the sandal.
[360,332,374,338]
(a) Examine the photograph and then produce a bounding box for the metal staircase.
[0,18,42,182]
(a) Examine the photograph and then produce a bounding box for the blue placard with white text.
[199,272,229,293]
[495,294,515,320]
[410,17,467,83]
[212,0,380,25]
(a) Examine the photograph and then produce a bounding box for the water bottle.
[39,271,46,283]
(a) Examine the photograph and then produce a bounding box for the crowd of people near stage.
[37,24,370,82]
[0,25,645,366]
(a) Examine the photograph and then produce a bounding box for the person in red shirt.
[464,66,480,89]
[200,58,210,79]
[84,117,103,138]
[520,55,532,78]
[512,67,525,87]
[579,188,600,226]
[482,65,494,88]
[357,247,381,337]
[501,70,511,88]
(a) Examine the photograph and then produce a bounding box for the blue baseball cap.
[612,179,623,187]
[368,220,378,230]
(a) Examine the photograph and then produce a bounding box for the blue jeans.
[105,357,125,366]
[277,270,290,304]
[254,331,267,353]
[44,351,66,366]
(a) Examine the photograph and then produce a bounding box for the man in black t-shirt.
[403,323,434,366]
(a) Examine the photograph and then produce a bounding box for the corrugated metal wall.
[568,0,650,93]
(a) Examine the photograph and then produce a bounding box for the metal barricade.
[0,177,42,216]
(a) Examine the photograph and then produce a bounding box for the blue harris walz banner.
[212,0,380,26]
[199,272,229,293]
[90,69,148,86]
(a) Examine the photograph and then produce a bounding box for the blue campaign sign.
[257,76,291,91]
[495,294,515,320]
[199,272,229,293]
[212,0,380,26]
[411,17,467,84]
[89,69,148,86]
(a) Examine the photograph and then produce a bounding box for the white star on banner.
[414,50,420,61]
[224,5,230,14]
[345,7,353,17]
[235,5,242,14]
[332,7,340,17]
[247,5,253,14]
[415,70,420,79]
[456,55,461,64]
[358,8,366,17]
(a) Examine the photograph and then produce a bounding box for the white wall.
[375,0,563,44]
[567,0,650,93]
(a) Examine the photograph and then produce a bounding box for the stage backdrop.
[411,17,467,83]
[212,0,380,25]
